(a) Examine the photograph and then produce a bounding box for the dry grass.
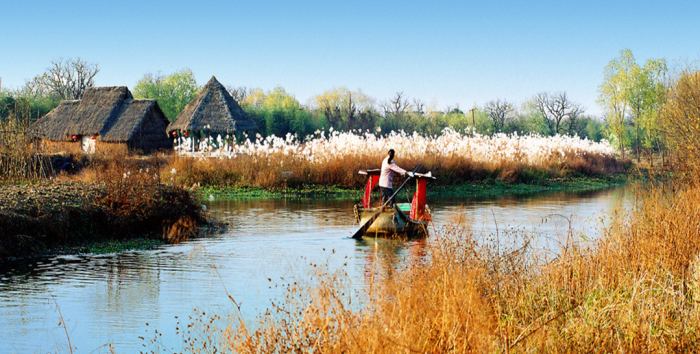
[143,179,700,353]
[164,130,626,189]
[661,70,700,177]
[164,149,625,190]
[0,115,51,183]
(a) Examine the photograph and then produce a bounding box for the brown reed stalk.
[161,146,623,191]
[51,295,74,354]
[0,111,51,183]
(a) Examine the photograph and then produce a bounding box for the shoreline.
[0,181,207,261]
[0,175,628,261]
[197,175,630,201]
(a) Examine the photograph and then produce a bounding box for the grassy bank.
[0,181,207,259]
[197,175,629,201]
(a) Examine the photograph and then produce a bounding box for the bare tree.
[381,91,411,120]
[26,58,99,100]
[412,98,425,114]
[344,92,357,130]
[535,92,584,135]
[484,99,514,132]
[226,85,250,103]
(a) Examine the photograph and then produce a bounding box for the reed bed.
[143,180,700,353]
[0,116,51,183]
[167,129,625,189]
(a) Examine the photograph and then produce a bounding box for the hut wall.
[94,141,129,155]
[38,140,131,156]
[40,140,84,154]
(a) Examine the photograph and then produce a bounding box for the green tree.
[133,68,200,121]
[241,86,300,112]
[631,58,667,164]
[239,86,320,138]
[311,87,375,131]
[597,49,667,161]
[1,88,60,124]
[597,49,636,157]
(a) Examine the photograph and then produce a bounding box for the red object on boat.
[363,174,380,208]
[410,178,430,221]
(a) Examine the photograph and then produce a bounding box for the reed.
[0,112,51,183]
[165,130,625,190]
[145,179,700,353]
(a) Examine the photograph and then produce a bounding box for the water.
[0,187,632,353]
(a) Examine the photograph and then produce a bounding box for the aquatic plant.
[167,128,624,189]
[176,128,615,165]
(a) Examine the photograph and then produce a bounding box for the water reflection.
[0,186,632,353]
[356,237,429,287]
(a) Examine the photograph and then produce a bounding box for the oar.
[351,163,421,239]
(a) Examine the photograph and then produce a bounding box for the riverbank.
[0,181,207,260]
[198,175,630,201]
[0,175,628,260]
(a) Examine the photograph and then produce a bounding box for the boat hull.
[353,203,429,237]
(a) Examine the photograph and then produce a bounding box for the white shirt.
[379,156,406,189]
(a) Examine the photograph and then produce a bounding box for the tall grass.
[144,180,700,353]
[0,111,51,183]
[167,129,626,189]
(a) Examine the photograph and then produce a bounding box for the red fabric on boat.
[410,178,430,221]
[363,175,380,208]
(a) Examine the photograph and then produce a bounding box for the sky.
[2,0,699,117]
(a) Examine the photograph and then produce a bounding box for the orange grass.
[164,149,625,190]
[0,116,51,183]
[142,180,700,353]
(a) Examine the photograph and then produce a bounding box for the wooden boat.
[353,169,435,237]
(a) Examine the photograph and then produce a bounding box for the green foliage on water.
[200,175,628,201]
[80,238,165,254]
[432,176,628,200]
[199,184,362,200]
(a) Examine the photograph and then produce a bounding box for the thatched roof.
[166,76,257,134]
[30,87,171,149]
[30,100,80,140]
[101,100,168,142]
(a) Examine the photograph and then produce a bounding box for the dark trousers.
[380,187,395,207]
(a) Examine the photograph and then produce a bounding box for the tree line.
[1,50,695,166]
[128,69,607,142]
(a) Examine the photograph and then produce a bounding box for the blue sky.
[2,0,699,116]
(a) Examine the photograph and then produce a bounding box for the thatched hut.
[166,76,257,151]
[30,86,172,154]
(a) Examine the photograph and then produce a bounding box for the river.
[0,186,632,353]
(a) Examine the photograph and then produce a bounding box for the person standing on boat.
[379,149,413,207]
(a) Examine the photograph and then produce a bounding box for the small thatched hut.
[30,86,172,154]
[166,76,257,150]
